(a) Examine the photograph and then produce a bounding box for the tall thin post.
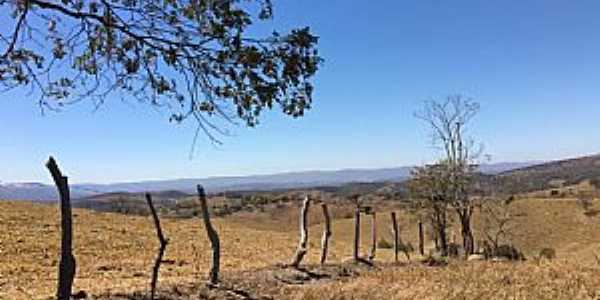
[391,212,399,262]
[46,157,76,300]
[418,221,425,256]
[369,212,377,261]
[146,193,168,299]
[320,203,332,265]
[353,206,361,261]
[290,196,311,268]
[197,185,220,286]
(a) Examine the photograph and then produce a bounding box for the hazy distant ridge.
[0,162,537,201]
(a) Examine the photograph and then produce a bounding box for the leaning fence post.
[418,221,425,256]
[320,203,332,265]
[391,212,399,262]
[46,157,76,300]
[146,193,168,299]
[368,211,377,261]
[197,185,220,286]
[290,196,311,268]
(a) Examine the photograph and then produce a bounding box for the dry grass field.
[1,196,600,299]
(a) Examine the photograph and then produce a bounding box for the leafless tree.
[481,196,516,252]
[416,95,481,256]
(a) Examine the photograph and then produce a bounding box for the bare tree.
[197,185,220,286]
[46,157,76,300]
[145,193,168,300]
[416,95,481,256]
[481,196,516,252]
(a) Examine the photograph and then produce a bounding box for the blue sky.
[2,0,600,184]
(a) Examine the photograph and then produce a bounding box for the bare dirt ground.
[1,197,600,299]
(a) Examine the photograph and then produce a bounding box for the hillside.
[498,154,600,194]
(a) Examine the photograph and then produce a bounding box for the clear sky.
[2,0,600,184]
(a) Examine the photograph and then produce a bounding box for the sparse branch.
[1,0,322,142]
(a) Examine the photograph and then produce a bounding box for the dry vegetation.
[2,196,600,299]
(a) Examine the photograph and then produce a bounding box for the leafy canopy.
[1,0,322,140]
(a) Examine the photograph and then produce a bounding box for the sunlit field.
[2,196,600,299]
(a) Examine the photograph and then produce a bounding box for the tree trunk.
[319,203,332,265]
[353,207,361,261]
[290,196,311,268]
[197,185,220,286]
[368,212,377,261]
[46,157,76,300]
[460,214,474,257]
[418,221,424,256]
[390,212,399,262]
[146,193,168,300]
[461,224,474,257]
[438,223,448,257]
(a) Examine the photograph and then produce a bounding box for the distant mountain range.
[0,162,540,201]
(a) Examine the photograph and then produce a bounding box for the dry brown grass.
[1,197,600,299]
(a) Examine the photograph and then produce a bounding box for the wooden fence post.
[391,212,399,262]
[320,203,332,265]
[146,193,168,299]
[353,206,361,261]
[197,185,220,286]
[418,221,425,256]
[46,157,76,300]
[290,196,311,268]
[368,212,377,261]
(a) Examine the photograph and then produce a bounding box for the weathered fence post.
[146,193,168,300]
[368,212,377,261]
[320,203,332,265]
[46,157,76,300]
[391,212,399,262]
[290,196,311,268]
[418,221,425,256]
[197,185,220,286]
[353,205,361,261]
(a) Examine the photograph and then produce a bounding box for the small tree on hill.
[481,196,516,252]
[408,162,452,256]
[416,95,481,256]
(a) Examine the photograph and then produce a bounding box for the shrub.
[538,248,556,260]
[377,238,393,249]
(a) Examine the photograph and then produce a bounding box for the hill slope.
[498,154,600,193]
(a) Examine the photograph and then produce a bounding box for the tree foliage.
[1,0,322,140]
[408,162,452,256]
